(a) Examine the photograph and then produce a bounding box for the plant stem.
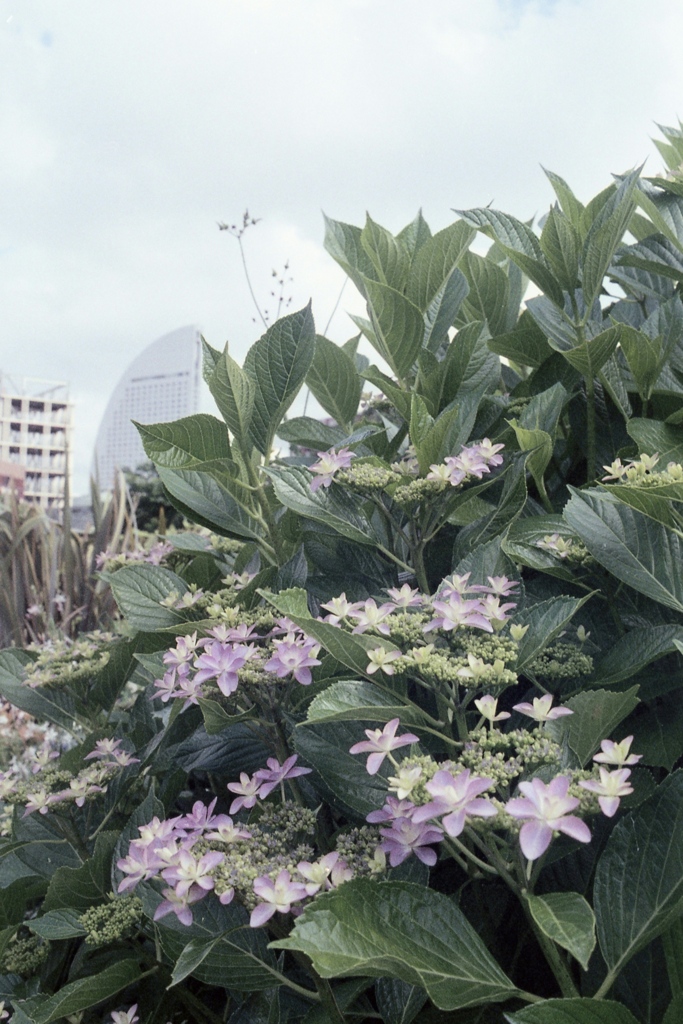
[585,372,596,484]
[411,542,430,595]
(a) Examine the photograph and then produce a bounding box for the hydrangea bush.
[3,127,683,1022]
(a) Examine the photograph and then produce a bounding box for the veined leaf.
[15,960,143,1024]
[305,680,426,728]
[108,563,187,631]
[273,879,517,1011]
[564,488,683,612]
[136,413,232,467]
[244,303,316,455]
[459,252,510,338]
[406,220,475,311]
[594,771,683,979]
[362,277,425,379]
[582,170,640,308]
[626,418,683,465]
[547,687,640,767]
[324,215,378,298]
[456,207,564,307]
[616,235,683,284]
[157,464,264,541]
[307,335,362,430]
[505,1000,639,1024]
[264,465,379,547]
[540,206,581,292]
[488,311,554,369]
[361,214,410,291]
[423,267,469,352]
[209,347,255,446]
[558,326,621,377]
[515,594,592,671]
[526,892,596,970]
[543,168,586,229]
[593,625,683,685]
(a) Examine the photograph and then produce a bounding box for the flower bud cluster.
[24,630,114,689]
[79,894,143,946]
[336,463,402,491]
[0,933,48,976]
[526,641,593,682]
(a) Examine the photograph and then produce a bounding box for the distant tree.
[123,461,184,533]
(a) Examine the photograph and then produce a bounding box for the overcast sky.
[2,0,682,494]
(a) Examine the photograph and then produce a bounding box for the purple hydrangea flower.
[506,776,591,860]
[349,718,419,775]
[379,816,443,866]
[254,755,312,797]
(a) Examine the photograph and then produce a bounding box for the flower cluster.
[95,539,174,571]
[308,447,356,491]
[602,453,683,486]
[0,933,48,976]
[393,439,504,505]
[115,755,370,929]
[152,617,322,709]
[349,716,640,864]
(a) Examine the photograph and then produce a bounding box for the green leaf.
[406,220,475,311]
[275,417,348,450]
[201,336,221,383]
[362,278,425,379]
[618,326,667,402]
[108,563,187,631]
[273,879,517,1011]
[544,168,586,228]
[306,335,362,430]
[547,687,640,767]
[663,918,683,998]
[453,455,528,560]
[559,326,621,377]
[375,977,427,1024]
[515,594,592,671]
[594,770,683,978]
[361,214,410,291]
[305,681,426,728]
[157,463,264,541]
[244,303,316,455]
[12,805,82,877]
[324,215,379,298]
[263,465,379,547]
[634,693,683,770]
[361,365,413,422]
[456,207,564,307]
[593,625,683,685]
[294,719,396,817]
[136,413,232,468]
[145,887,281,991]
[43,832,118,912]
[664,996,683,1024]
[505,999,639,1024]
[197,698,257,735]
[440,321,500,409]
[525,892,596,970]
[397,209,432,259]
[616,235,683,283]
[564,488,683,612]
[582,170,640,308]
[422,268,469,352]
[488,311,554,369]
[209,347,255,446]
[16,959,142,1024]
[502,515,579,582]
[458,252,510,338]
[0,650,80,733]
[29,909,87,940]
[626,418,683,464]
[170,935,222,986]
[540,206,581,291]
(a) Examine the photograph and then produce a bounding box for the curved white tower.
[92,325,202,488]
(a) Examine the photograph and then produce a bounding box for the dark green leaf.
[29,909,87,940]
[582,170,640,308]
[361,214,410,291]
[375,977,427,1024]
[306,335,362,430]
[564,488,683,612]
[157,464,264,541]
[169,935,222,986]
[43,832,118,912]
[423,268,469,352]
[515,595,592,671]
[547,687,640,766]
[0,651,80,733]
[244,304,316,455]
[16,959,142,1024]
[264,465,379,547]
[108,563,187,631]
[488,311,554,369]
[209,347,255,445]
[458,252,510,337]
[362,278,425,379]
[136,413,231,467]
[541,207,581,291]
[525,892,596,970]
[505,1000,639,1024]
[544,168,586,228]
[593,626,683,686]
[635,693,683,770]
[594,771,683,977]
[274,879,517,1011]
[626,419,683,464]
[304,681,426,728]
[324,215,379,298]
[406,220,475,311]
[197,698,258,735]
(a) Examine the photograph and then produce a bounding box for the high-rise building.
[0,374,73,509]
[92,325,202,489]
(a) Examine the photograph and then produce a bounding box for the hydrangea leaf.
[504,999,639,1024]
[525,893,596,970]
[273,880,517,1011]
